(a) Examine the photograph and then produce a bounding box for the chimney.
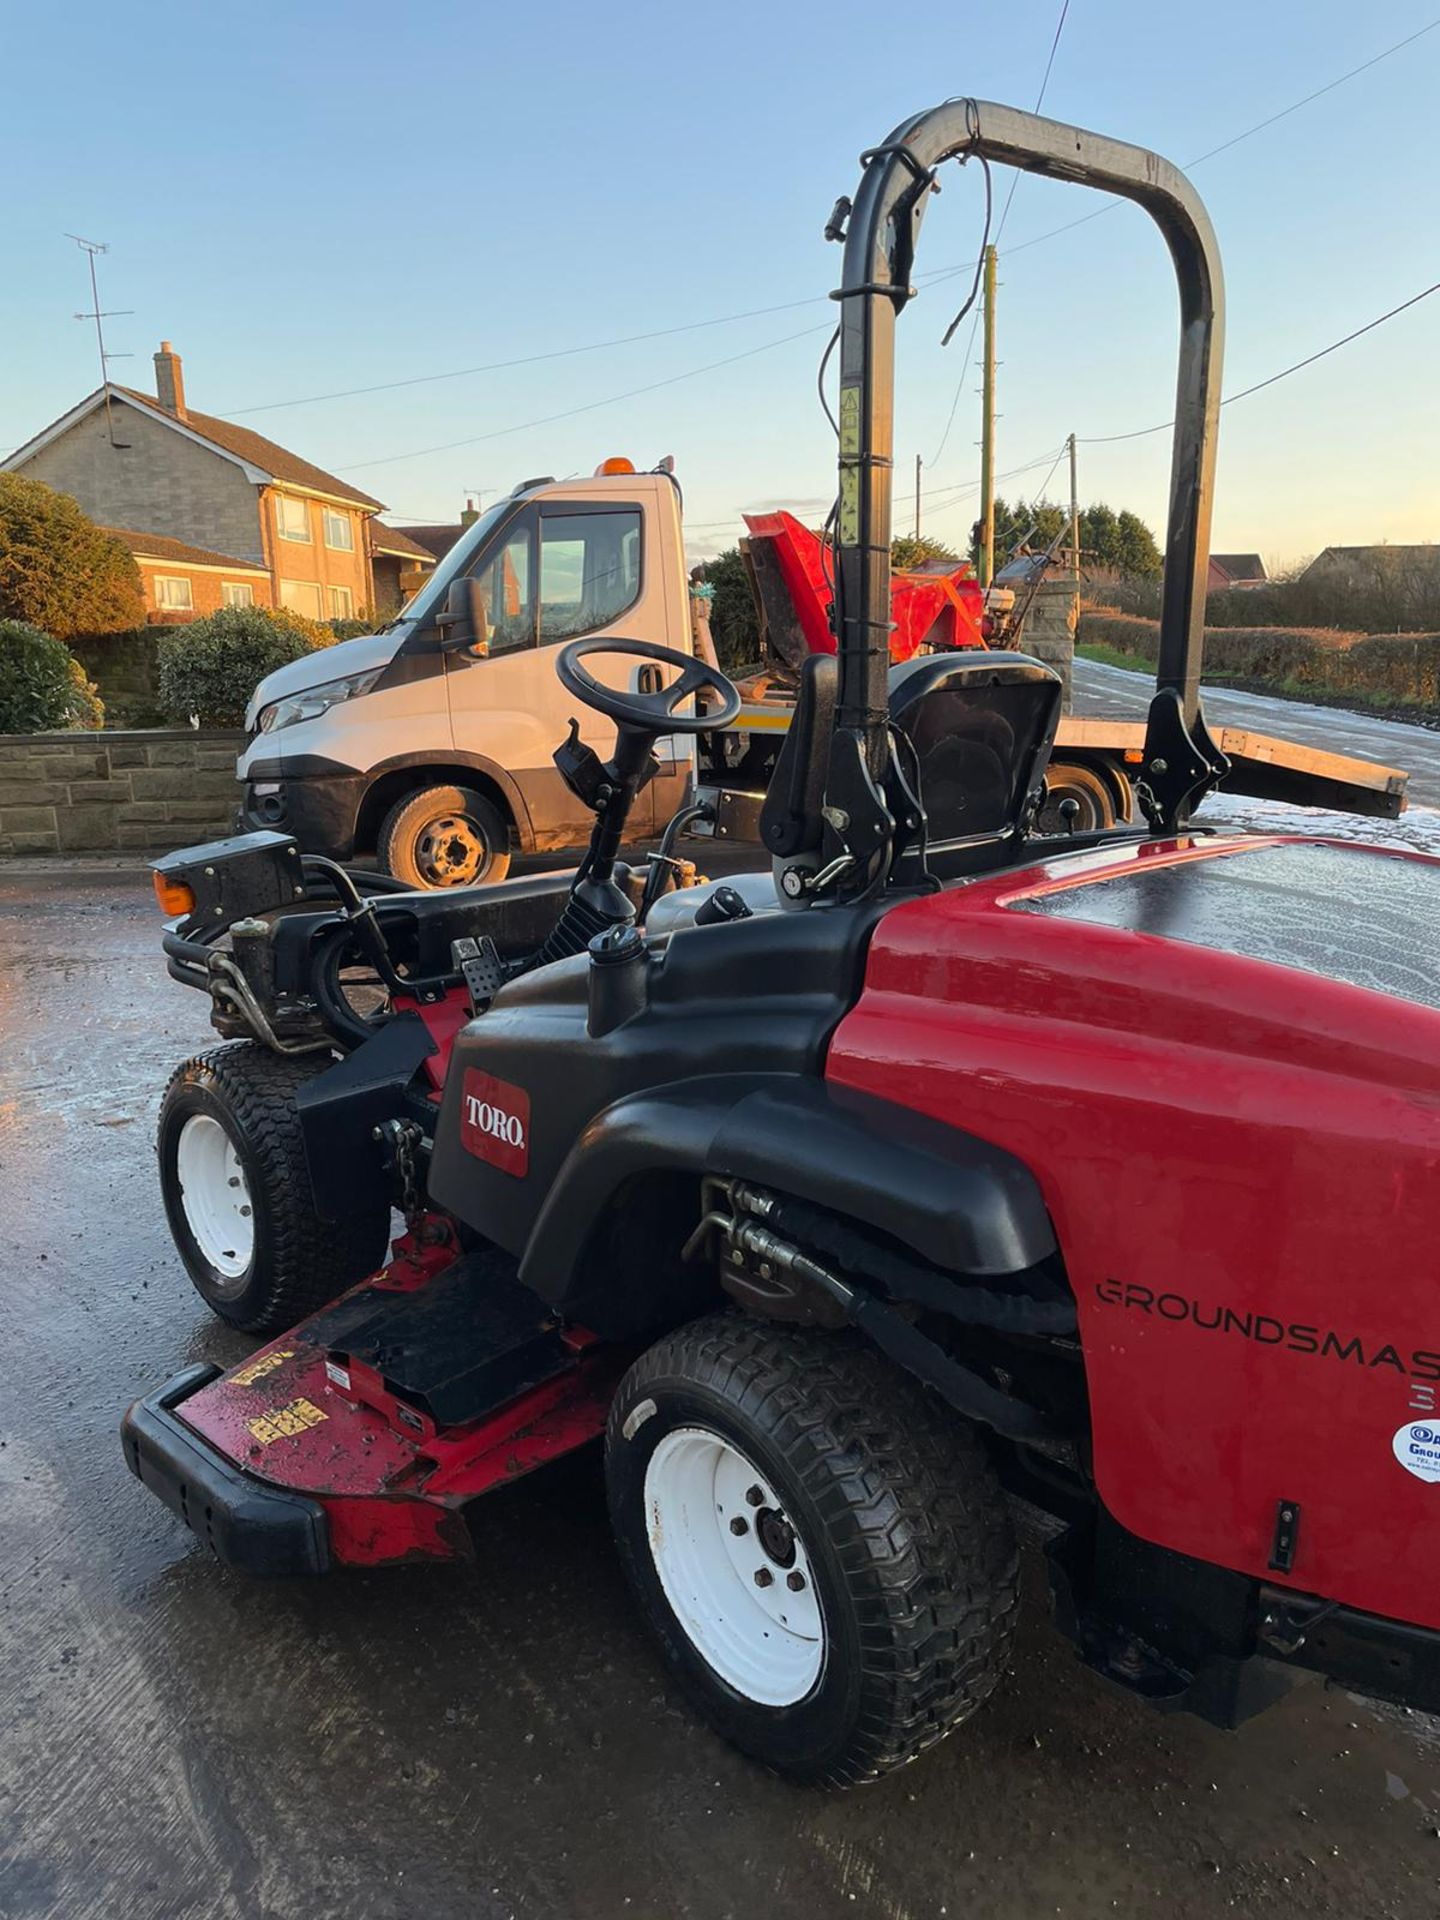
[460,496,480,528]
[154,341,186,419]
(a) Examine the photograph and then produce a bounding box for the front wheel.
[158,1042,392,1333]
[605,1316,1019,1786]
[378,784,511,889]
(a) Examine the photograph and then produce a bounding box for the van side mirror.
[436,576,490,654]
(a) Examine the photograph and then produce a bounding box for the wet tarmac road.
[1072,657,1440,806]
[3,872,1440,1920]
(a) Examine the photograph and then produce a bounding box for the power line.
[336,323,832,473]
[1079,277,1440,445]
[920,15,1440,288]
[193,14,1436,441]
[929,0,1071,467]
[220,295,827,417]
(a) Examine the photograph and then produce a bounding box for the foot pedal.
[451,935,507,1014]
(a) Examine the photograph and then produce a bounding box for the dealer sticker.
[1392,1421,1440,1483]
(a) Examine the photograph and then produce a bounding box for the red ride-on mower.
[125,100,1440,1789]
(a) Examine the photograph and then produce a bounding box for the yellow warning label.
[839,385,861,455]
[231,1350,295,1388]
[247,1398,328,1445]
[839,466,861,545]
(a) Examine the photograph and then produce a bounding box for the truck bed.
[728,699,1408,821]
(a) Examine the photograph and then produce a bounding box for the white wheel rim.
[644,1426,824,1707]
[175,1113,255,1285]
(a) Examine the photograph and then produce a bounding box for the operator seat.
[886,652,1062,848]
[654,648,1063,934]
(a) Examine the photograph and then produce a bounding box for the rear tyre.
[157,1041,391,1333]
[605,1315,1019,1786]
[378,784,511,889]
[1037,760,1118,834]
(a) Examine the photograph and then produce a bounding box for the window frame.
[221,581,255,609]
[275,494,311,544]
[322,507,354,552]
[327,584,355,619]
[153,574,194,612]
[278,579,324,620]
[534,501,644,649]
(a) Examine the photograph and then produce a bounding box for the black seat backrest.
[887,652,1062,849]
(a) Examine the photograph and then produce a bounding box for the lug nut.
[745,1485,765,1507]
[729,1516,749,1536]
[786,1571,806,1592]
[754,1567,774,1588]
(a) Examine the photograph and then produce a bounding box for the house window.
[222,582,255,609]
[276,495,310,543]
[322,508,354,552]
[328,585,354,619]
[154,575,194,612]
[279,580,324,619]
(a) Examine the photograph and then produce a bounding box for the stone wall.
[1023,578,1078,711]
[0,729,244,856]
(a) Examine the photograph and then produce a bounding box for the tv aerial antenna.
[67,234,132,448]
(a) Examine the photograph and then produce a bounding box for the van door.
[445,497,676,848]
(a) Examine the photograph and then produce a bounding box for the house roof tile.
[101,525,268,571]
[116,387,384,511]
[368,519,435,560]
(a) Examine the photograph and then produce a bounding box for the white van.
[240,464,696,886]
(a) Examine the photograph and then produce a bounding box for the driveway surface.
[3,804,1440,1917]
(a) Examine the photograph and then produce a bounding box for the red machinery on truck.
[124,99,1440,1788]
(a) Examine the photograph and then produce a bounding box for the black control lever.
[552,718,609,811]
[693,885,754,927]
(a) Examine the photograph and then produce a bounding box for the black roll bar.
[829,98,1227,866]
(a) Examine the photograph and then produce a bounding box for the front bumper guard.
[121,1363,330,1577]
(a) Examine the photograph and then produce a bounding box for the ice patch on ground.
[1197,792,1440,857]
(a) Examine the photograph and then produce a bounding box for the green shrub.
[1076,611,1159,662]
[326,615,380,642]
[1333,635,1440,705]
[157,605,333,727]
[0,619,104,732]
[0,473,145,638]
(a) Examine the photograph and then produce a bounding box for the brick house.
[1207,552,1267,591]
[99,526,272,622]
[2,343,384,623]
[367,520,436,617]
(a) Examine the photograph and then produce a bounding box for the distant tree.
[891,533,960,570]
[696,547,760,672]
[0,473,145,638]
[1108,508,1162,578]
[971,495,1161,577]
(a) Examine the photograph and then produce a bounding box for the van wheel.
[1037,761,1117,834]
[378,784,512,889]
[606,1316,1020,1787]
[158,1042,392,1333]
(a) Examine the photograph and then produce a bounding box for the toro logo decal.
[460,1068,530,1177]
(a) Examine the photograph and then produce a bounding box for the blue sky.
[2,0,1436,565]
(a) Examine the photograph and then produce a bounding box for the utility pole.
[67,235,132,449]
[978,244,998,587]
[914,454,922,541]
[1067,432,1080,585]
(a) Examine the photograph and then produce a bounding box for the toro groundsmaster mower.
[124,99,1440,1788]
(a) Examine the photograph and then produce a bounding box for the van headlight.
[257,667,384,733]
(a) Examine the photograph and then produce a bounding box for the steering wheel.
[556,637,742,734]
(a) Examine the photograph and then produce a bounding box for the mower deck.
[122,1231,624,1574]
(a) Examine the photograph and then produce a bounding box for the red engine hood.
[828,832,1440,1630]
